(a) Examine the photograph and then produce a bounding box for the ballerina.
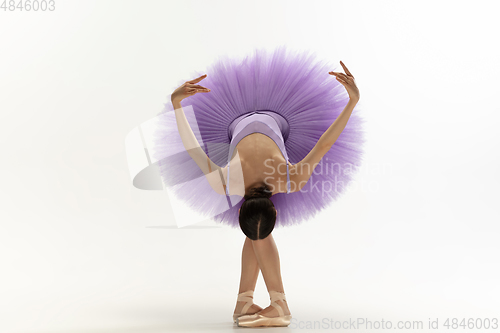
[168,60,360,327]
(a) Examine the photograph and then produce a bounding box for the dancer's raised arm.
[289,61,360,192]
[171,74,227,195]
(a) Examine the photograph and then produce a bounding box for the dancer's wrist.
[171,97,183,108]
[348,96,359,104]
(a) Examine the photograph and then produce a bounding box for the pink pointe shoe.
[236,290,292,327]
[232,290,261,323]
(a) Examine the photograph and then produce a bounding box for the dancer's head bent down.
[238,184,276,240]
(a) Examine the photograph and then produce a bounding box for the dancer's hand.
[171,74,211,103]
[329,61,360,102]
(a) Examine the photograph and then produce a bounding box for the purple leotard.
[225,110,291,196]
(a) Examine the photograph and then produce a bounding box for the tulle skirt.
[151,45,366,228]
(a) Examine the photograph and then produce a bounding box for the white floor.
[2,189,498,333]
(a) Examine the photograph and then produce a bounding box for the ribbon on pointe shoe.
[236,290,292,327]
[233,290,256,323]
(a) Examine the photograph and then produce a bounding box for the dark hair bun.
[244,184,272,200]
[239,183,276,240]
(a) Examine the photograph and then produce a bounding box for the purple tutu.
[151,46,366,228]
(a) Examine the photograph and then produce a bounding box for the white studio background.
[1,0,499,332]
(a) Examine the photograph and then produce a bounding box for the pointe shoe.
[232,290,261,323]
[236,290,292,327]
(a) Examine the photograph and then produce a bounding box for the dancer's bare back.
[221,133,292,197]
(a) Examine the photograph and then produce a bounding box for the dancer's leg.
[234,236,262,315]
[251,233,291,317]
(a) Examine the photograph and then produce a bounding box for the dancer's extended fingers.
[329,71,349,85]
[340,61,353,77]
[186,87,210,94]
[336,73,351,83]
[335,76,346,84]
[330,72,343,80]
[329,71,350,80]
[186,74,207,84]
[187,84,207,89]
